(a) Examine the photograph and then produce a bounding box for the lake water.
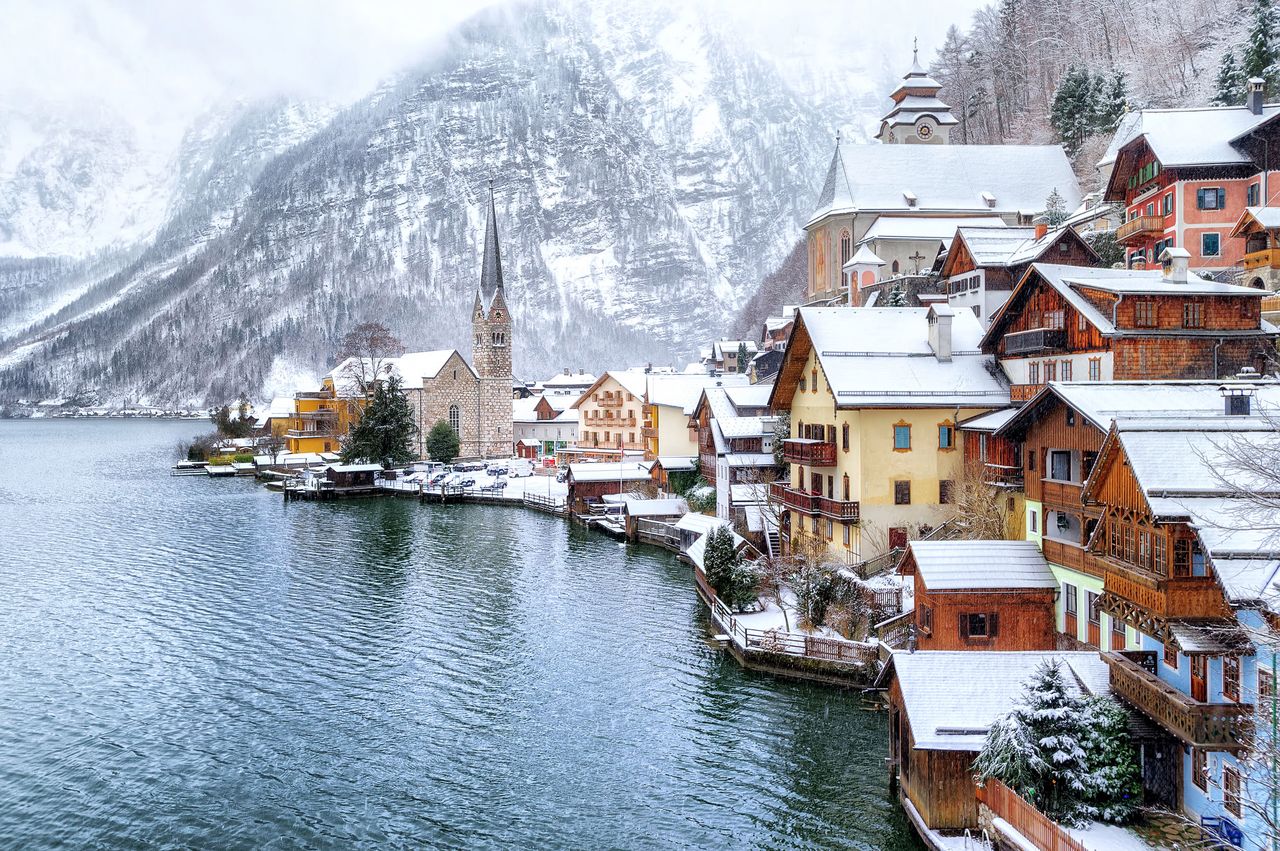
[0,419,915,849]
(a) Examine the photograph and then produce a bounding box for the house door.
[1190,656,1207,702]
[889,527,908,550]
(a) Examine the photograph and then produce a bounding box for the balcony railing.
[1004,327,1067,355]
[1115,215,1166,244]
[1104,651,1251,750]
[286,429,328,439]
[781,438,837,466]
[640,426,657,439]
[595,395,625,408]
[1102,562,1231,619]
[769,482,859,522]
[1042,537,1096,576]
[1041,478,1083,507]
[1010,383,1043,402]
[297,409,337,421]
[294,390,333,400]
[1244,248,1280,270]
[983,462,1024,488]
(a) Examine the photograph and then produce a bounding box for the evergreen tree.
[1242,0,1279,93]
[703,526,740,599]
[425,419,461,464]
[1213,50,1247,106]
[341,373,418,466]
[1049,66,1095,157]
[887,283,907,307]
[1094,70,1128,131]
[737,341,749,371]
[973,661,1090,825]
[1044,189,1069,228]
[1079,696,1143,823]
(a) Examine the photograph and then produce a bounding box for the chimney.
[1034,221,1048,240]
[1159,246,1190,283]
[1247,77,1265,116]
[927,305,953,362]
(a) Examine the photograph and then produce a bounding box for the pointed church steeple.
[877,37,956,144]
[479,178,504,311]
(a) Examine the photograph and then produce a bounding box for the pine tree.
[703,526,740,598]
[974,661,1090,825]
[341,373,419,466]
[1079,696,1143,824]
[1242,0,1279,94]
[1214,50,1247,106]
[1044,189,1069,228]
[887,283,907,307]
[1049,66,1095,157]
[1094,70,1128,131]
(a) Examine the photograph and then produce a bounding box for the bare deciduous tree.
[334,322,405,398]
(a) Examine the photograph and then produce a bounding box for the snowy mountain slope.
[0,0,869,405]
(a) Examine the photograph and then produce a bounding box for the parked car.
[555,470,568,483]
[509,461,533,478]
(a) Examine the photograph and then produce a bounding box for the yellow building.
[642,373,749,461]
[769,305,1009,564]
[284,378,362,455]
[572,370,649,453]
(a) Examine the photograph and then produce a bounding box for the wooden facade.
[900,550,1057,652]
[887,678,982,831]
[941,225,1100,294]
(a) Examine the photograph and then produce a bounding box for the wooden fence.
[975,779,1089,851]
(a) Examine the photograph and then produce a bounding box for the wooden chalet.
[881,651,1111,835]
[940,224,1099,327]
[1230,205,1280,291]
[565,462,653,514]
[899,541,1057,652]
[980,253,1277,402]
[1101,86,1280,272]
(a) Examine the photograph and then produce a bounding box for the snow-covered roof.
[881,94,959,126]
[810,142,1081,226]
[1006,381,1280,434]
[648,373,749,414]
[700,385,778,439]
[958,408,1017,433]
[327,463,383,473]
[623,498,688,517]
[327,350,468,395]
[654,456,697,471]
[723,384,773,410]
[797,307,1009,408]
[862,216,1005,243]
[908,540,1057,591]
[567,462,652,482]
[890,651,1111,750]
[724,453,777,468]
[1233,206,1280,238]
[543,371,597,388]
[1103,103,1280,168]
[729,483,768,504]
[674,513,724,534]
[844,244,885,268]
[1213,558,1280,608]
[712,340,759,360]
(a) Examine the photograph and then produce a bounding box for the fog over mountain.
[0,0,979,405]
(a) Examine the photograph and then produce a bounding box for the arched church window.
[448,404,460,436]
[892,260,900,275]
[839,229,852,266]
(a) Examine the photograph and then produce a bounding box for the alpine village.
[108,9,1280,851]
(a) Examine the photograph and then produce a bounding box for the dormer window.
[903,190,918,207]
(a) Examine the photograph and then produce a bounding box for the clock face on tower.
[916,123,933,140]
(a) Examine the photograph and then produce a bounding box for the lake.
[0,419,915,849]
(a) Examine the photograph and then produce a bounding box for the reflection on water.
[0,419,915,849]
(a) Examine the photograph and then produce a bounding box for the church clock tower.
[876,39,958,145]
[472,179,514,458]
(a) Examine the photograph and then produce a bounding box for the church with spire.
[875,39,957,145]
[470,180,515,459]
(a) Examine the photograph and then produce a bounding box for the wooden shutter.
[989,612,1000,637]
[959,613,970,639]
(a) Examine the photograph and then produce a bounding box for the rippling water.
[0,420,914,849]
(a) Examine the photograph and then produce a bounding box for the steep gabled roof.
[771,307,1008,410]
[1103,103,1280,169]
[808,142,1081,226]
[906,540,1057,591]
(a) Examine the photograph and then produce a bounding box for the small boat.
[172,460,208,476]
[205,464,236,477]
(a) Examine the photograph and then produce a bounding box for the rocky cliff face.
[0,0,862,405]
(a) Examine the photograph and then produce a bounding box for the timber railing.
[975,779,1089,851]
[694,568,878,668]
[636,518,680,549]
[874,610,914,650]
[523,492,568,515]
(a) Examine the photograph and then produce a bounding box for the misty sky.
[3,0,988,125]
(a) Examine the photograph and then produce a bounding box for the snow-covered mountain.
[0,0,877,406]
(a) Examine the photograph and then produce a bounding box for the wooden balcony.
[1010,383,1043,403]
[983,462,1024,488]
[781,438,837,466]
[1042,537,1098,576]
[294,390,333,400]
[1004,327,1066,355]
[1115,215,1166,244]
[297,409,337,421]
[1243,248,1280,271]
[1102,561,1230,619]
[770,482,859,522]
[1041,478,1083,508]
[1104,651,1251,750]
[595,395,625,408]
